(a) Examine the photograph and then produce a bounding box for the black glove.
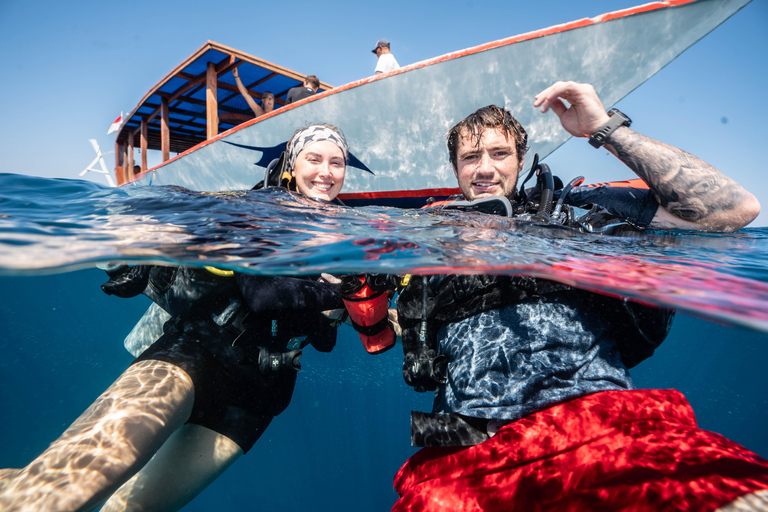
[101,265,150,298]
[307,314,338,353]
[237,275,344,314]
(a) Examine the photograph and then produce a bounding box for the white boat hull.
[133,0,750,206]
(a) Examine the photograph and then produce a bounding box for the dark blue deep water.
[1,173,767,510]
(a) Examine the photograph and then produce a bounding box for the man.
[391,81,768,511]
[286,75,320,104]
[372,39,400,74]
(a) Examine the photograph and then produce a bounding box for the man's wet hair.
[305,75,320,89]
[447,105,528,169]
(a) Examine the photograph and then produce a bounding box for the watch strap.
[589,109,632,148]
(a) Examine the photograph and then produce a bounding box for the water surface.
[1,174,767,510]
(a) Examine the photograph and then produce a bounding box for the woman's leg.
[716,490,768,511]
[100,424,243,512]
[0,360,194,512]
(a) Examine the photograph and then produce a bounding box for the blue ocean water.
[1,173,768,510]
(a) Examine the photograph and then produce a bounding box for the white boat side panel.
[136,0,749,194]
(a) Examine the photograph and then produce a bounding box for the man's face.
[453,127,523,200]
[262,95,274,111]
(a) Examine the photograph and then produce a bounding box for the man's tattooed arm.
[532,81,758,231]
[605,126,759,232]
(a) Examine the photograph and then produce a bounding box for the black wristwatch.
[588,109,632,148]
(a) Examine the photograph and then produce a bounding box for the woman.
[232,67,275,118]
[0,124,350,512]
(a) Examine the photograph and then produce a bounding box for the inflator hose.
[537,163,555,216]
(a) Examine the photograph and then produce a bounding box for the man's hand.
[534,81,611,138]
[534,82,759,231]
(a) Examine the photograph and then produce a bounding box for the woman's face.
[262,95,274,112]
[292,140,346,201]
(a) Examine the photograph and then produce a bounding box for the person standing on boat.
[286,75,320,104]
[232,66,275,118]
[372,39,400,74]
[0,124,352,512]
[390,81,768,511]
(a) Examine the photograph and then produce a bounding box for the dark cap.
[371,39,390,54]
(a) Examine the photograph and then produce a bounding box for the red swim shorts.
[393,389,768,511]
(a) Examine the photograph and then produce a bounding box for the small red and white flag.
[107,113,123,134]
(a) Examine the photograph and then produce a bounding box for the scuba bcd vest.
[103,264,339,375]
[399,156,674,392]
[435,153,642,234]
[253,152,293,191]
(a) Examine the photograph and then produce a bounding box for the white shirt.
[375,53,400,74]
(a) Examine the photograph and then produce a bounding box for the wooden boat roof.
[115,40,332,154]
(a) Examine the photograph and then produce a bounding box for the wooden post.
[141,118,148,171]
[123,145,130,182]
[161,96,170,162]
[127,136,135,179]
[115,141,125,185]
[206,61,218,139]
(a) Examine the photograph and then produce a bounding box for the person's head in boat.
[285,123,348,202]
[447,105,529,201]
[261,92,275,113]
[305,75,320,93]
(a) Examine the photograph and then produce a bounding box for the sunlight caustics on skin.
[100,424,242,512]
[716,489,768,511]
[0,361,194,512]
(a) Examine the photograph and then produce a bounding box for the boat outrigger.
[114,0,752,208]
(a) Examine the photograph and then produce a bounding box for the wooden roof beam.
[148,124,206,138]
[140,101,211,121]
[158,118,206,132]
[168,94,252,114]
[144,55,233,126]
[115,41,333,141]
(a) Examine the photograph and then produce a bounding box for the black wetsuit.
[107,266,343,452]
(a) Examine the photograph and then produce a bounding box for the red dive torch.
[341,274,396,354]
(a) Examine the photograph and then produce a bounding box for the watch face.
[611,109,631,126]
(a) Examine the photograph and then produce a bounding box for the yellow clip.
[400,274,412,287]
[204,266,235,277]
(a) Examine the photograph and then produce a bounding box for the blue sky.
[1,0,767,225]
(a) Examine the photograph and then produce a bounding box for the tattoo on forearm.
[606,128,749,223]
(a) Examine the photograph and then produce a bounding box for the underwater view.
[1,173,768,510]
